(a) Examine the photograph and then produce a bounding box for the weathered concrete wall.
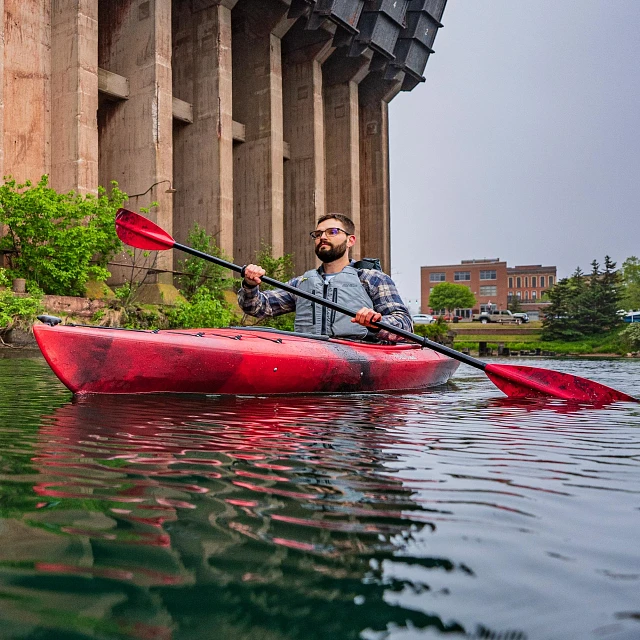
[323,79,361,260]
[0,0,4,181]
[172,0,236,256]
[358,73,402,275]
[98,0,174,282]
[282,23,332,273]
[4,0,51,183]
[231,2,291,267]
[51,0,99,195]
[1,1,448,287]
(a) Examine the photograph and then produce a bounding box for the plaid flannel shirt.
[238,265,413,343]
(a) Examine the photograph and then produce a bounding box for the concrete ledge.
[43,295,106,319]
[98,68,129,100]
[172,97,194,124]
[232,120,246,143]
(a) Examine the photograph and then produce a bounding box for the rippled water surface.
[0,355,639,640]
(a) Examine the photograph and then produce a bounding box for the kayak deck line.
[33,322,459,396]
[40,318,431,348]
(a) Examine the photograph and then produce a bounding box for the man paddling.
[239,213,413,342]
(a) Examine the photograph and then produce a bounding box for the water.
[0,355,639,640]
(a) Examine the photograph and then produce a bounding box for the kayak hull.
[33,324,459,395]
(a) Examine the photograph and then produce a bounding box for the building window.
[516,291,521,299]
[508,277,513,288]
[524,291,529,301]
[508,291,514,301]
[549,276,554,286]
[531,276,537,287]
[479,285,497,296]
[532,290,537,300]
[516,277,521,288]
[540,276,545,288]
[479,270,497,280]
[454,271,471,281]
[430,272,446,282]
[524,277,528,287]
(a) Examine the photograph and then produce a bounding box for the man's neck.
[322,256,350,274]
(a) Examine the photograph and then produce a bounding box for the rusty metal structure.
[1,0,446,297]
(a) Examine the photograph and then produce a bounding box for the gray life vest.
[293,266,374,339]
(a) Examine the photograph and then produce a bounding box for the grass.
[454,330,627,355]
[454,334,542,343]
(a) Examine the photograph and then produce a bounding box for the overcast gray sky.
[389,0,640,312]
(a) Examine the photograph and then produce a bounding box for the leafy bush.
[0,176,126,296]
[0,269,43,329]
[413,317,449,342]
[176,224,235,302]
[621,324,640,352]
[241,244,296,330]
[167,286,235,329]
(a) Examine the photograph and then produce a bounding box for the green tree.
[597,255,622,330]
[0,176,126,296]
[428,282,476,316]
[176,223,235,302]
[0,268,43,330]
[620,256,640,311]
[541,268,586,341]
[621,323,640,352]
[167,286,235,329]
[542,257,621,341]
[242,245,296,331]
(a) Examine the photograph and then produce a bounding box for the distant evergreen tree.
[542,267,586,341]
[599,255,622,331]
[542,257,622,341]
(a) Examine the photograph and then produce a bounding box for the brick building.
[421,259,557,319]
[506,265,556,305]
[0,0,447,300]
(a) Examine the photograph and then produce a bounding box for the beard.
[315,238,348,263]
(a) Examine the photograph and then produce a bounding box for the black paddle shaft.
[175,242,487,371]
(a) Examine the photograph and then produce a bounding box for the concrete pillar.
[98,0,174,285]
[282,24,333,273]
[358,72,403,274]
[322,51,371,261]
[0,0,4,183]
[4,0,51,183]
[231,0,291,266]
[51,0,99,195]
[172,0,237,257]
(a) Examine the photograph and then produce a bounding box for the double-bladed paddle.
[115,208,638,404]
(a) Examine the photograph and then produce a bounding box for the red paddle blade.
[115,208,175,251]
[485,363,638,404]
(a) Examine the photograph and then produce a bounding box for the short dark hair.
[316,213,355,236]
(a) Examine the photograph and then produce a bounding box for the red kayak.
[33,323,459,396]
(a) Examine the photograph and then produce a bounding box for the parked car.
[472,309,521,324]
[512,312,529,323]
[623,311,640,323]
[412,314,435,325]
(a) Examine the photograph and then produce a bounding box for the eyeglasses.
[309,228,349,240]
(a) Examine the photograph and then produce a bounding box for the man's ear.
[347,234,356,249]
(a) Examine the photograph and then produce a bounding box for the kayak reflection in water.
[239,213,413,342]
[13,394,494,640]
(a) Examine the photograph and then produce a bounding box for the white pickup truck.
[472,309,521,324]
